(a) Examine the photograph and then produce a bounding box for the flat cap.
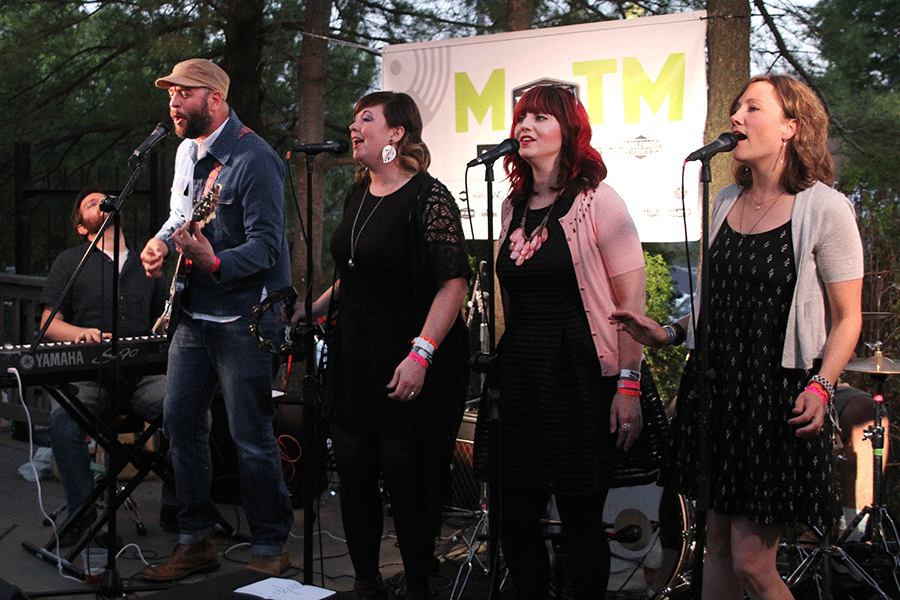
[155,59,229,100]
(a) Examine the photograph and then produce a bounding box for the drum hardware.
[603,485,696,599]
[614,508,654,552]
[843,347,900,375]
[783,342,900,598]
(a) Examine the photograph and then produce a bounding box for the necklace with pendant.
[741,190,783,235]
[348,187,385,269]
[749,190,783,211]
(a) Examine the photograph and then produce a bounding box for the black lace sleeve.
[419,176,471,284]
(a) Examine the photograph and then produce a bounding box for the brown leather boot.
[139,534,220,581]
[352,574,387,599]
[247,552,291,576]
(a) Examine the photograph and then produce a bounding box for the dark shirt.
[41,243,167,338]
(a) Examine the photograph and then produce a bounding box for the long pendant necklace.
[348,187,385,268]
[520,200,555,242]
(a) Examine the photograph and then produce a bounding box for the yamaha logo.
[19,354,35,371]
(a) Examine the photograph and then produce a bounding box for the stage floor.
[3,421,898,600]
[0,423,497,599]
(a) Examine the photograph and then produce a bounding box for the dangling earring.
[779,139,787,164]
[382,143,397,164]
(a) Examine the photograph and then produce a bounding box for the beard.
[174,96,213,139]
[80,215,103,237]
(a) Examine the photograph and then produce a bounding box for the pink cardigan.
[499,181,645,376]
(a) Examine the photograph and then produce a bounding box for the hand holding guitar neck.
[153,186,220,336]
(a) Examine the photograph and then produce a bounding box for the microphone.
[293,140,350,155]
[467,138,520,167]
[684,132,747,163]
[129,122,171,164]
[612,524,643,544]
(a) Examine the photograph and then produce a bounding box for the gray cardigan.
[687,181,863,369]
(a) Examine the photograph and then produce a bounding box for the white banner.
[382,11,708,242]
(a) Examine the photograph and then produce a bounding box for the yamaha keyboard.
[1,336,169,387]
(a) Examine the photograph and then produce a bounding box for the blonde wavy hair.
[730,74,834,194]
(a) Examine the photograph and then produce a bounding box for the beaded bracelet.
[808,374,835,401]
[408,351,429,369]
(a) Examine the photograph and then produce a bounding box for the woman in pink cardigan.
[494,84,646,600]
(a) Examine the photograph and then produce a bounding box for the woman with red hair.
[494,84,647,599]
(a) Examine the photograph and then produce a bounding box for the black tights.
[499,487,611,600]
[330,426,437,594]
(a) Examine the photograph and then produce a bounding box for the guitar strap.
[202,125,253,197]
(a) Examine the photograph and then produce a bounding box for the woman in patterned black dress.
[286,92,470,600]
[494,85,647,600]
[611,75,863,600]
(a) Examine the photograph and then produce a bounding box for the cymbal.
[862,312,891,321]
[844,354,900,375]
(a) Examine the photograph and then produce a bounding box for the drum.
[604,483,695,599]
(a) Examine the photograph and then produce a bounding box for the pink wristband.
[209,256,220,273]
[805,384,828,405]
[408,351,429,369]
[617,379,641,389]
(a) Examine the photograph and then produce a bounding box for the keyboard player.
[40,187,176,546]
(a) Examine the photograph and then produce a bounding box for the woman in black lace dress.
[286,92,470,600]
[611,75,863,600]
[494,85,647,600]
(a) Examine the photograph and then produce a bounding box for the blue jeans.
[164,313,293,555]
[49,375,174,519]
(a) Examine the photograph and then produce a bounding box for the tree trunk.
[508,0,535,30]
[706,0,751,195]
[292,0,335,296]
[223,0,265,130]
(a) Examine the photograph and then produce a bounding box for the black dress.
[325,172,470,445]
[495,195,617,495]
[664,219,837,527]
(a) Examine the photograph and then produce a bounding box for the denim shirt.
[154,111,290,316]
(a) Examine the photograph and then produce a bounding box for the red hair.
[503,85,607,204]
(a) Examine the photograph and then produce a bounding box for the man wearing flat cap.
[140,58,293,580]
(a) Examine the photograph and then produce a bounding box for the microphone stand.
[27,152,169,597]
[688,157,714,599]
[469,159,502,600]
[300,151,322,586]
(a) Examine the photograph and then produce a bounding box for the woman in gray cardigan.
[610,74,862,600]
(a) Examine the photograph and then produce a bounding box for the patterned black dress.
[664,219,838,527]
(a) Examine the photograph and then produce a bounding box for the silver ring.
[409,391,415,398]
[621,423,631,432]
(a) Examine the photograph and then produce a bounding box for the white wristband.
[619,368,641,381]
